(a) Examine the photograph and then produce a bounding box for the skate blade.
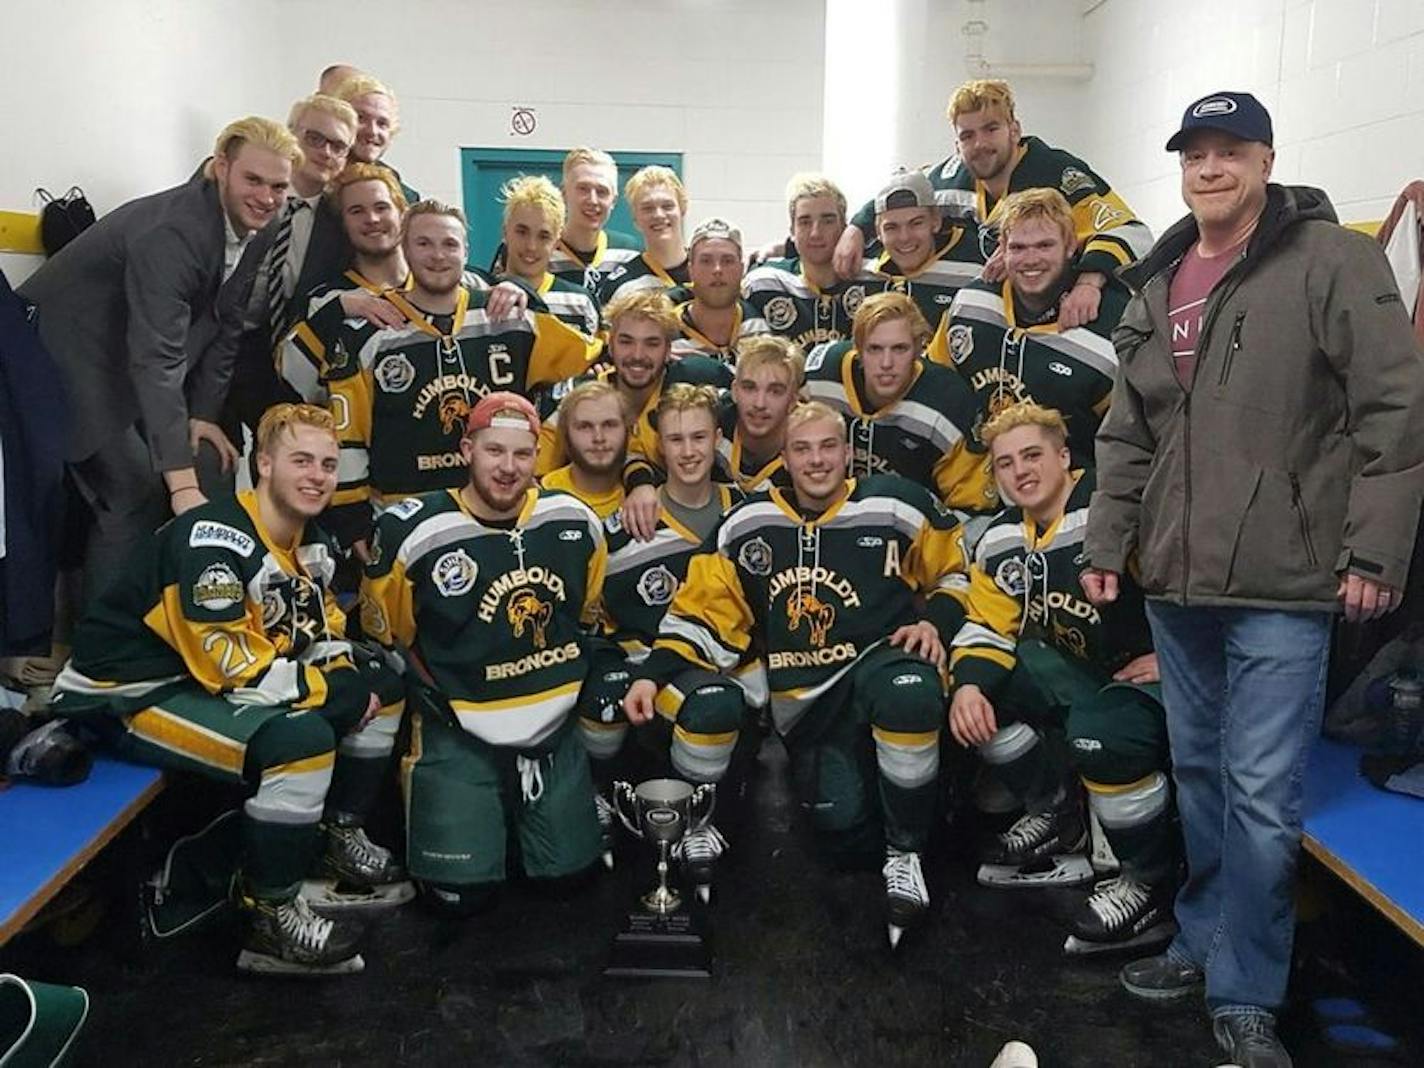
[1062,920,1176,957]
[236,949,365,976]
[977,854,1095,890]
[301,879,416,914]
[696,883,711,905]
[887,923,904,950]
[601,850,614,872]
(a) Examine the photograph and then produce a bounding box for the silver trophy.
[604,778,715,978]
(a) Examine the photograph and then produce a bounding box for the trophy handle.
[611,781,642,839]
[689,783,717,831]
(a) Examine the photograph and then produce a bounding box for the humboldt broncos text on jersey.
[742,256,866,349]
[803,340,996,513]
[935,278,1126,464]
[54,491,354,714]
[850,137,1153,277]
[325,284,597,509]
[639,475,969,734]
[360,487,606,748]
[669,295,770,362]
[594,252,691,306]
[950,469,1150,695]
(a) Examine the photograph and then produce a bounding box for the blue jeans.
[1146,601,1331,1016]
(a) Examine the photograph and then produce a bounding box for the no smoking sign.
[510,107,537,136]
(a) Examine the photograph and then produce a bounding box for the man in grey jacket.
[1083,92,1424,1067]
[20,117,300,603]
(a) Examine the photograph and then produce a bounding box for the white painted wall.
[1075,0,1424,234]
[1,0,824,285]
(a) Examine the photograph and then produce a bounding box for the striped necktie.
[266,198,308,345]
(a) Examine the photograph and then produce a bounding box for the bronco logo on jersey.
[507,589,553,648]
[437,392,471,434]
[432,549,478,597]
[374,353,416,393]
[763,296,798,332]
[994,558,1029,597]
[841,285,866,318]
[787,589,835,647]
[948,323,974,365]
[738,537,773,576]
[192,563,244,611]
[1060,167,1095,196]
[637,565,677,607]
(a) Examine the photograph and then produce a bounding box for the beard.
[569,442,627,478]
[470,466,530,514]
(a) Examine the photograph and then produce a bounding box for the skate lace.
[1001,810,1053,852]
[593,792,615,830]
[672,825,727,864]
[337,825,387,869]
[280,894,334,952]
[517,754,546,804]
[1087,876,1150,930]
[881,850,927,903]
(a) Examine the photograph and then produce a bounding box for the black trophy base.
[604,907,711,979]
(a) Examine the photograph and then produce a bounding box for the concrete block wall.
[1074,0,1424,234]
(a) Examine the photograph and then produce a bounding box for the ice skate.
[1062,874,1175,956]
[882,848,928,949]
[236,892,366,976]
[671,822,727,903]
[306,820,413,913]
[594,791,616,870]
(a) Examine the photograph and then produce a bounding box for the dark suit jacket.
[226,194,350,432]
[18,179,271,470]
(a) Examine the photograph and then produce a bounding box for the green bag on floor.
[144,809,241,940]
[0,974,88,1068]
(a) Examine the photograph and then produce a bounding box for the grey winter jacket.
[1085,184,1424,611]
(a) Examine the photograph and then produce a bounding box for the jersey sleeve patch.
[188,521,256,558]
[385,497,424,521]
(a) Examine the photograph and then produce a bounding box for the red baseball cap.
[465,391,540,436]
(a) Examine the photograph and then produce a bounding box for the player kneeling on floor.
[52,404,409,977]
[625,401,971,947]
[948,402,1178,954]
[361,392,608,917]
[579,384,763,897]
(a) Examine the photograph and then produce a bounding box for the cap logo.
[1192,97,1238,117]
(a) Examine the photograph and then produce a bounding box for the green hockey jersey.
[742,256,866,349]
[850,136,1153,277]
[324,283,598,510]
[639,475,969,733]
[516,271,602,338]
[802,340,996,513]
[711,395,792,494]
[860,225,984,334]
[361,487,606,748]
[950,469,1150,695]
[491,229,641,293]
[54,491,355,719]
[934,277,1126,465]
[594,252,691,306]
[668,295,770,362]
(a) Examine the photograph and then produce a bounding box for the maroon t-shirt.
[1167,239,1247,387]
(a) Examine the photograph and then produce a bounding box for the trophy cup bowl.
[605,778,715,979]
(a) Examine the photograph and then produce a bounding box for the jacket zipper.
[1289,473,1318,567]
[1216,311,1246,386]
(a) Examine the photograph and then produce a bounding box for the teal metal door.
[460,148,683,270]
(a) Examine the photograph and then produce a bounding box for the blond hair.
[329,162,408,214]
[656,382,722,426]
[604,289,680,341]
[563,147,617,183]
[500,174,565,234]
[980,401,1069,451]
[734,335,805,389]
[557,379,628,455]
[402,199,467,239]
[332,74,401,135]
[946,78,1016,124]
[995,187,1076,248]
[208,116,302,178]
[851,291,931,354]
[256,402,338,455]
[785,400,844,435]
[785,172,847,226]
[624,165,687,213]
[286,93,357,137]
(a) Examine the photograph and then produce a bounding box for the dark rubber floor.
[3,738,1418,1067]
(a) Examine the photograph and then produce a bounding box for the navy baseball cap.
[1165,91,1273,152]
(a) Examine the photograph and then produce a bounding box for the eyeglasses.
[300,128,352,155]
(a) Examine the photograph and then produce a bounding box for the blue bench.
[0,756,163,946]
[1303,736,1424,947]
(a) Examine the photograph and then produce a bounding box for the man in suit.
[19,116,300,603]
[225,94,358,440]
